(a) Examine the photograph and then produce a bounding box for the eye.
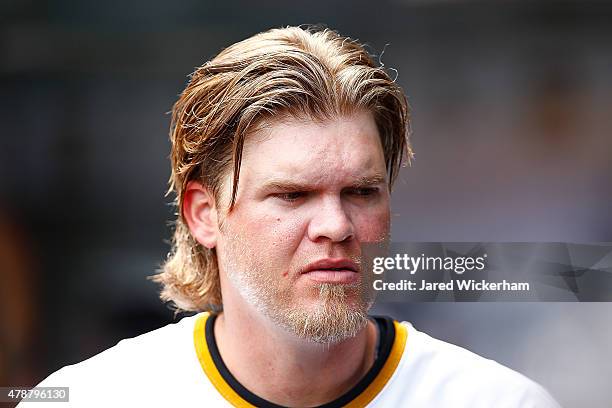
[349,187,379,197]
[274,192,306,202]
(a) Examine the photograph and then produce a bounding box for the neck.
[213,304,378,407]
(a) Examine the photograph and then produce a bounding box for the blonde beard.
[221,225,375,344]
[283,283,373,344]
[229,267,373,344]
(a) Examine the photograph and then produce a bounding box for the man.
[23,26,560,407]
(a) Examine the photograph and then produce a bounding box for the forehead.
[240,111,386,184]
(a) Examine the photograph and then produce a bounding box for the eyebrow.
[260,174,387,192]
[352,174,387,187]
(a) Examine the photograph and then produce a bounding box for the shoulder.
[380,321,560,407]
[20,313,210,407]
[52,312,200,378]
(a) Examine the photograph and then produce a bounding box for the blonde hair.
[153,26,412,312]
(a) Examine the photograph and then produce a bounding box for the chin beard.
[229,267,373,343]
[271,283,374,344]
[222,233,375,344]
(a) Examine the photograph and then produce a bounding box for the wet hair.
[153,26,412,312]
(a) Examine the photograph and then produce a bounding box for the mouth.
[300,258,360,284]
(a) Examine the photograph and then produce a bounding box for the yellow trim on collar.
[193,312,257,408]
[343,320,408,407]
[193,313,408,408]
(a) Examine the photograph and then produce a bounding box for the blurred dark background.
[1,1,611,407]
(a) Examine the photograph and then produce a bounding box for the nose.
[307,195,355,243]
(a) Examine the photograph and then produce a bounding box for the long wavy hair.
[153,26,412,312]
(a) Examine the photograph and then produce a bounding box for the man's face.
[215,110,390,343]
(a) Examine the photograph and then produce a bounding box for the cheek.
[353,205,390,242]
[234,209,307,257]
[257,214,308,281]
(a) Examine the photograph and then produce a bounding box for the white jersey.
[20,312,560,407]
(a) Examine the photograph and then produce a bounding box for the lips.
[301,258,360,284]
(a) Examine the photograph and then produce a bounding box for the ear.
[182,181,219,249]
